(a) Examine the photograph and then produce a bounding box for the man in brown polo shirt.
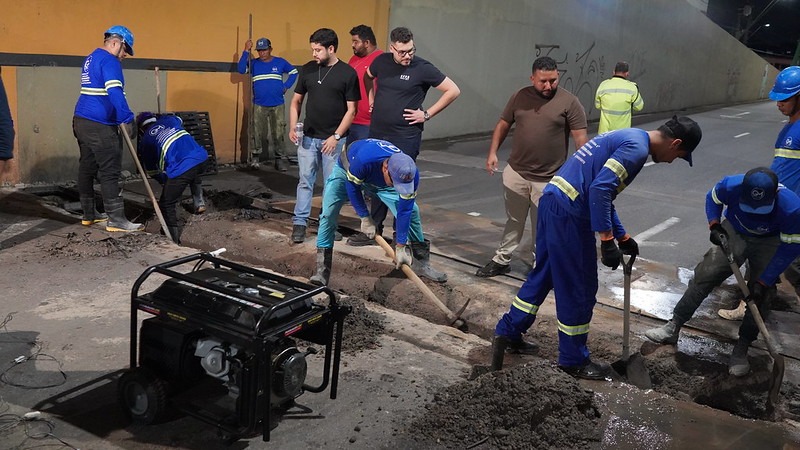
[477,56,588,278]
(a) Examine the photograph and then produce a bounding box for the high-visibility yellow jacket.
[595,76,644,133]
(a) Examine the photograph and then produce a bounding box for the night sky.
[707,0,800,56]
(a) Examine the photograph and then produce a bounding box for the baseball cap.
[740,167,778,214]
[255,38,271,50]
[387,152,417,196]
[663,115,702,166]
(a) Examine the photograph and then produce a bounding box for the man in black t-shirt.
[347,26,460,249]
[288,28,360,244]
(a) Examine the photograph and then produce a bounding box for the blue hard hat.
[769,66,800,101]
[256,37,271,50]
[105,25,135,56]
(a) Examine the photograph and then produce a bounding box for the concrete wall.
[389,0,778,139]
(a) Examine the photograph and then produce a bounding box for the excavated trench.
[29,187,800,447]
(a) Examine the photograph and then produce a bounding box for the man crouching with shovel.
[645,168,800,377]
[309,138,447,286]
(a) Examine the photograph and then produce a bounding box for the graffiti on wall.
[535,41,605,117]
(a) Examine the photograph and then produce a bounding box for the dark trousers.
[73,116,123,202]
[159,163,204,227]
[367,132,422,233]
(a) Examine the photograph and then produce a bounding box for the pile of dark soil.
[338,295,386,354]
[407,361,602,449]
[41,231,163,259]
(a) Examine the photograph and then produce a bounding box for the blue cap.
[387,152,416,196]
[740,167,778,214]
[256,37,271,50]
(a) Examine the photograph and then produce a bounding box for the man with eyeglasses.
[238,37,298,171]
[347,27,459,267]
[72,25,142,233]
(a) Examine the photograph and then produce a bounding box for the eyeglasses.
[391,45,416,57]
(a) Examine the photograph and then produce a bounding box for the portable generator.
[118,251,349,442]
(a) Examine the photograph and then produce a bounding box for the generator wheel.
[118,367,168,425]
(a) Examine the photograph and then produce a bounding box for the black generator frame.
[128,252,348,441]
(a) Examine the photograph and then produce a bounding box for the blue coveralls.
[495,128,650,367]
[316,138,424,249]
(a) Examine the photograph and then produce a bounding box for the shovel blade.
[611,353,652,389]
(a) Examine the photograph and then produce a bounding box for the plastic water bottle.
[295,122,304,146]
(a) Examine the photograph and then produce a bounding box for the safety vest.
[595,76,643,133]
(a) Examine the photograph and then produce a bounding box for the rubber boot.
[490,335,507,371]
[191,182,206,214]
[309,247,332,286]
[410,240,448,283]
[104,197,144,232]
[167,226,182,245]
[728,338,750,377]
[80,196,108,226]
[718,301,746,321]
[644,320,681,345]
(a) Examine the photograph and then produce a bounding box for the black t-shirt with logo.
[368,53,446,139]
[295,60,360,139]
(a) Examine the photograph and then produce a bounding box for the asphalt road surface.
[416,100,786,271]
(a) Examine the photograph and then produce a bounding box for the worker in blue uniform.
[719,66,800,320]
[310,138,446,286]
[646,167,800,376]
[73,25,141,232]
[136,112,209,244]
[491,116,702,379]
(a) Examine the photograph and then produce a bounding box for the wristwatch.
[423,110,430,121]
[334,133,341,141]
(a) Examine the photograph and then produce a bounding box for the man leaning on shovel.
[645,167,800,376]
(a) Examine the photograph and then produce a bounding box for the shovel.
[611,253,652,389]
[374,235,469,331]
[719,234,784,414]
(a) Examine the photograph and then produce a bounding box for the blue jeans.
[348,124,370,144]
[316,166,424,248]
[293,135,346,226]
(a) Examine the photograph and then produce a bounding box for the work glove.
[709,223,728,247]
[600,239,622,270]
[746,280,768,305]
[618,234,639,256]
[360,216,376,239]
[395,245,413,269]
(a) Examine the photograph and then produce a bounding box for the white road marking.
[633,216,680,243]
[644,161,656,167]
[720,112,751,119]
[419,170,451,180]
[467,212,481,217]
[734,132,751,138]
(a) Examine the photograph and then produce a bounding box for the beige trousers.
[492,165,548,266]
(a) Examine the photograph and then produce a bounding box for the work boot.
[309,247,333,286]
[718,301,746,321]
[79,196,108,226]
[292,225,306,243]
[104,197,143,232]
[346,232,376,247]
[275,159,288,172]
[191,184,206,214]
[490,335,507,371]
[644,320,681,345]
[167,226,182,245]
[728,339,750,377]
[559,360,612,380]
[476,260,510,278]
[410,240,447,283]
[494,334,539,355]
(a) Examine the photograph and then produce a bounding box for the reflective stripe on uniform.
[557,320,590,336]
[550,176,579,200]
[105,80,123,90]
[80,87,108,96]
[604,159,629,192]
[253,74,284,82]
[774,148,800,159]
[711,187,723,205]
[400,192,417,200]
[781,232,800,244]
[160,130,190,171]
[511,296,539,315]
